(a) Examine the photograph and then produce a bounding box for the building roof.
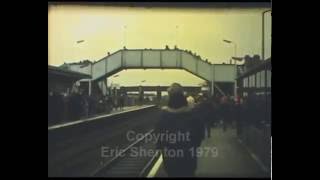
[48,65,91,80]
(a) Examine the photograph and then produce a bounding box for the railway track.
[91,129,160,177]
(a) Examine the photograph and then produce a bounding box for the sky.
[48,4,271,87]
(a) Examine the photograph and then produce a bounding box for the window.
[261,70,265,87]
[243,77,248,88]
[267,70,271,87]
[249,74,255,88]
[256,71,261,88]
[252,74,256,87]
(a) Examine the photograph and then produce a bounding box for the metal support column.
[234,65,238,100]
[121,50,124,67]
[211,65,215,96]
[160,51,163,68]
[141,50,143,67]
[88,80,92,96]
[157,86,161,104]
[196,58,199,75]
[104,78,108,95]
[179,51,182,68]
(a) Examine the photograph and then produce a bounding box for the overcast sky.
[48,4,271,86]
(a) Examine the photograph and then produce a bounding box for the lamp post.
[141,80,146,86]
[74,39,85,60]
[109,74,119,97]
[74,40,90,94]
[262,9,271,128]
[223,39,237,65]
[175,25,179,47]
[262,9,271,61]
[123,25,127,47]
[140,80,146,105]
[223,39,238,101]
[110,74,119,87]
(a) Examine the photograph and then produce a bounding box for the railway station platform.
[150,126,270,178]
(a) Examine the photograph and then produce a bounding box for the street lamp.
[141,80,146,86]
[223,39,231,43]
[175,25,179,47]
[73,39,89,93]
[223,39,237,64]
[232,57,243,61]
[262,9,271,127]
[140,80,147,91]
[74,39,85,60]
[123,25,127,47]
[139,80,146,105]
[262,9,271,61]
[77,40,84,44]
[110,74,119,87]
[223,39,239,101]
[109,74,120,97]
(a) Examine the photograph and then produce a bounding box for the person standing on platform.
[82,93,89,118]
[55,92,64,123]
[119,94,125,110]
[48,91,54,124]
[69,91,82,121]
[155,83,204,177]
[220,95,230,132]
[197,92,213,139]
[186,95,195,108]
[113,96,119,111]
[235,97,245,136]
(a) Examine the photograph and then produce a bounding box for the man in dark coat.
[155,83,204,177]
[69,92,83,121]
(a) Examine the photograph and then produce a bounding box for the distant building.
[59,60,93,75]
[243,55,263,72]
[48,65,91,94]
[237,58,271,97]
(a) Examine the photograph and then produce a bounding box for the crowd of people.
[48,90,126,125]
[155,83,271,177]
[118,45,212,65]
[164,45,211,64]
[187,91,270,134]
